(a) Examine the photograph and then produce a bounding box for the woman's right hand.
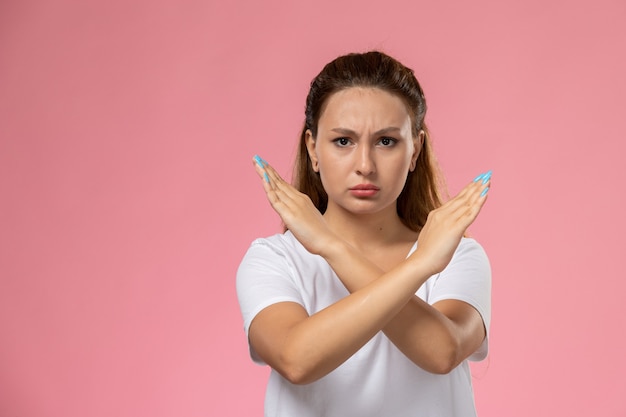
[413,172,492,275]
[252,155,339,257]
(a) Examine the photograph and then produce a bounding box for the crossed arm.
[248,158,490,384]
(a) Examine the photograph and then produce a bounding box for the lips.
[349,184,380,191]
[349,184,380,197]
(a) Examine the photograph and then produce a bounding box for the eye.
[333,137,352,147]
[378,137,397,147]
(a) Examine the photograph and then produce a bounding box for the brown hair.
[293,51,446,232]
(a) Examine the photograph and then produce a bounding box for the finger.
[456,174,492,224]
[452,172,492,206]
[254,156,289,198]
[264,163,296,196]
[458,172,491,200]
[455,179,488,215]
[252,157,305,219]
[252,155,270,180]
[440,181,483,217]
[255,158,289,194]
[261,161,309,204]
[257,157,309,202]
[438,173,491,227]
[253,159,288,216]
[474,170,492,197]
[252,157,273,196]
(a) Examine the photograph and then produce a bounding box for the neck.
[323,203,416,250]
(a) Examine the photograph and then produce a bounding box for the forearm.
[275,255,432,384]
[321,239,469,373]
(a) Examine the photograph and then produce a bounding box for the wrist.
[317,234,347,262]
[407,248,439,279]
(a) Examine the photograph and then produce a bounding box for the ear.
[409,130,424,172]
[305,129,319,172]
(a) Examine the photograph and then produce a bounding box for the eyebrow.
[330,127,402,136]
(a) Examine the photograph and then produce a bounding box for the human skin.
[249,87,491,384]
[307,87,419,220]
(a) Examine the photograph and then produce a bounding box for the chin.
[339,201,395,216]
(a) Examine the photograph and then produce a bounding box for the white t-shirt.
[236,231,491,417]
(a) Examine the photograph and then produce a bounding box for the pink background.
[1,0,625,415]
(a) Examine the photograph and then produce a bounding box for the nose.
[355,145,375,176]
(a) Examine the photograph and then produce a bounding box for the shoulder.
[453,237,489,263]
[241,231,307,261]
[439,237,491,279]
[236,231,316,280]
[236,232,312,347]
[236,231,308,303]
[251,230,301,250]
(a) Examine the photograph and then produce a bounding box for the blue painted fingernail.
[264,172,270,183]
[473,173,485,182]
[482,170,492,184]
[480,187,489,197]
[254,155,264,167]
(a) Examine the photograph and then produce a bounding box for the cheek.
[389,150,414,182]
[317,157,348,194]
[318,163,339,185]
[317,149,344,173]
[394,145,415,167]
[392,164,410,183]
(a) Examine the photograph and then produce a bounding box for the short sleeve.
[428,238,492,361]
[236,238,305,363]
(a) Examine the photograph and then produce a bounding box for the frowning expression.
[306,87,421,217]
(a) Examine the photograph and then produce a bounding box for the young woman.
[237,51,492,417]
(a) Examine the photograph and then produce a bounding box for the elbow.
[424,338,463,375]
[255,334,326,385]
[428,353,459,375]
[280,363,324,385]
[281,366,313,385]
[276,350,320,385]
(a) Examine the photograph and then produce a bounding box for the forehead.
[318,87,412,130]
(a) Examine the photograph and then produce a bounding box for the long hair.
[293,51,446,232]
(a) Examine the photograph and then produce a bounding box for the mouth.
[349,184,380,197]
[349,184,380,191]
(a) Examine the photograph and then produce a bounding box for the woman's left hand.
[252,155,337,256]
[411,172,491,276]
